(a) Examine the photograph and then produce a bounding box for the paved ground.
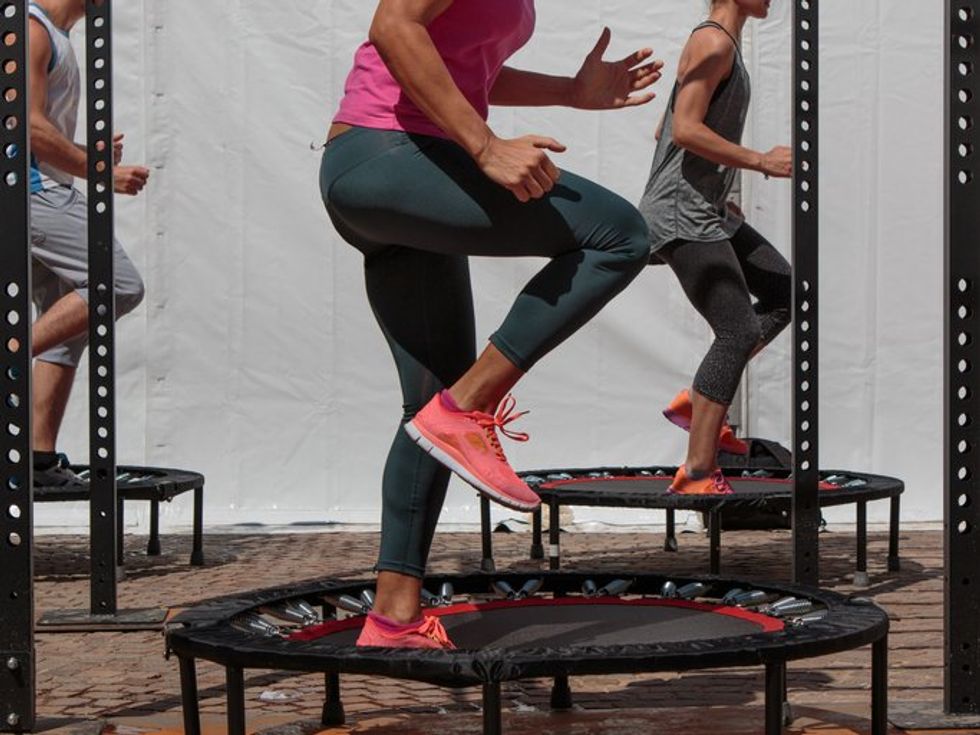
[25,520,957,733]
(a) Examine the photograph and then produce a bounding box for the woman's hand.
[571,27,663,111]
[759,146,793,178]
[476,134,567,203]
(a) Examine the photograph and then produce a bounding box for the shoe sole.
[405,421,540,513]
[664,409,749,456]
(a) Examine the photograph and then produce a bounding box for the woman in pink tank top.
[321,0,664,649]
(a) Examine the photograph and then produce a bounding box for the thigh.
[324,130,642,261]
[365,246,476,413]
[729,223,791,304]
[661,238,757,332]
[30,187,89,290]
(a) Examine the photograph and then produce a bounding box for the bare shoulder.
[678,26,736,80]
[28,15,52,66]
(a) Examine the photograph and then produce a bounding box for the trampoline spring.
[596,579,634,597]
[522,475,545,484]
[360,589,376,610]
[730,590,769,607]
[581,580,598,597]
[660,581,678,598]
[421,588,442,607]
[232,613,283,637]
[790,610,828,626]
[514,579,543,600]
[492,580,519,599]
[675,582,709,600]
[721,588,746,605]
[438,582,455,606]
[291,600,322,622]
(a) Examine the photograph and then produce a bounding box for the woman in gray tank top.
[638,0,792,495]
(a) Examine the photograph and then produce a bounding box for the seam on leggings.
[323,133,413,203]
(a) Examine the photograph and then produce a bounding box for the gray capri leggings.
[659,222,791,405]
[30,186,145,367]
[321,127,650,577]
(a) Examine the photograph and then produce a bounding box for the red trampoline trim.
[539,475,839,492]
[289,596,785,643]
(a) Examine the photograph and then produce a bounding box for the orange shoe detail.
[668,466,735,495]
[356,615,456,650]
[406,393,540,512]
[663,389,749,456]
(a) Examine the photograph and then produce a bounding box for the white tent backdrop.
[35,1,943,534]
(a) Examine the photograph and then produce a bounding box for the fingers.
[541,156,561,185]
[113,132,124,142]
[621,92,657,108]
[618,47,653,69]
[631,61,664,89]
[529,136,567,153]
[589,26,612,60]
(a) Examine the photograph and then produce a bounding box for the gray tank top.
[28,3,80,191]
[639,21,750,255]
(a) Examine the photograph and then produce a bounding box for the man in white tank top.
[28,0,150,486]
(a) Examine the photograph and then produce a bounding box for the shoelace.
[416,616,455,649]
[710,470,732,494]
[475,394,529,463]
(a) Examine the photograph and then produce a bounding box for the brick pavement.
[28,523,949,733]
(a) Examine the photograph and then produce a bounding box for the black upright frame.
[791,0,821,586]
[945,0,980,715]
[85,0,119,615]
[0,1,34,730]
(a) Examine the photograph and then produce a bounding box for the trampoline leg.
[664,508,678,553]
[888,495,901,572]
[483,682,503,735]
[549,499,561,571]
[871,636,888,735]
[321,672,345,727]
[550,675,573,711]
[191,485,205,566]
[765,662,785,735]
[480,496,495,573]
[178,657,201,735]
[225,665,246,735]
[708,510,721,575]
[855,501,869,588]
[530,507,544,560]
[147,500,161,556]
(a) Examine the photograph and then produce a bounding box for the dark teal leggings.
[320,127,649,577]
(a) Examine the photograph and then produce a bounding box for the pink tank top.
[334,0,536,139]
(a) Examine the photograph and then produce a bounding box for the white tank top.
[29,3,80,190]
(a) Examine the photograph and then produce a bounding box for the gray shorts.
[30,185,145,367]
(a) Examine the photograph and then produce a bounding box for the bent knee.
[604,202,651,268]
[115,276,145,317]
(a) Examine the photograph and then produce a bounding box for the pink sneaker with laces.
[667,466,735,495]
[405,392,541,512]
[356,613,456,650]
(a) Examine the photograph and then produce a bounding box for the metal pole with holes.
[86,0,119,616]
[791,0,820,586]
[945,0,980,714]
[0,0,34,730]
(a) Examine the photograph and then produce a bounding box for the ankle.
[684,462,716,479]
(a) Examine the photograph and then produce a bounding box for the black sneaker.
[33,453,88,488]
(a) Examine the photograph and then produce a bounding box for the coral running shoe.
[356,614,456,650]
[663,388,749,456]
[406,392,540,512]
[668,466,735,495]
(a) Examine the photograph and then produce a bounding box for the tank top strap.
[692,21,743,62]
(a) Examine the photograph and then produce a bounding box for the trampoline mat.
[541,477,838,496]
[292,599,783,650]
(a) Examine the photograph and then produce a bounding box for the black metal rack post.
[944,1,980,715]
[891,2,980,728]
[791,0,821,586]
[0,1,34,730]
[85,0,119,616]
[38,0,165,632]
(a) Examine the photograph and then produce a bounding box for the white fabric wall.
[36,1,944,532]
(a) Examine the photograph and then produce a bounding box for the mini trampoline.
[479,467,903,584]
[34,465,205,566]
[166,571,889,735]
